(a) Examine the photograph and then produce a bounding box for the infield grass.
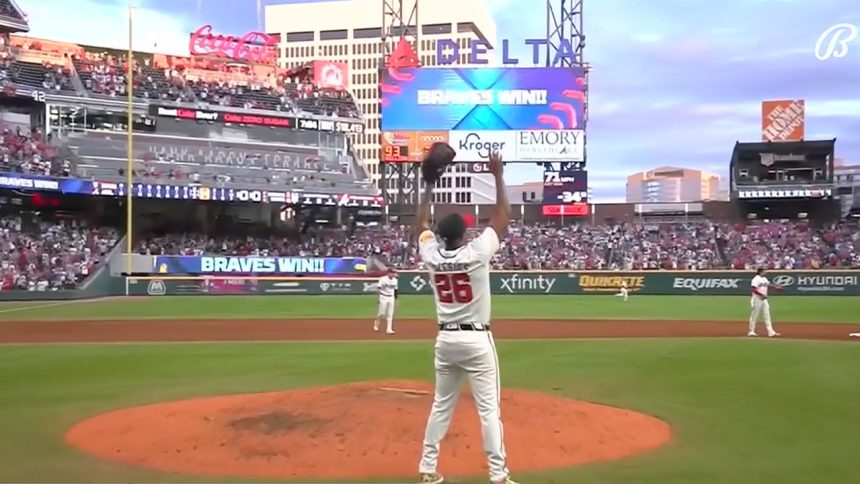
[1,294,859,323]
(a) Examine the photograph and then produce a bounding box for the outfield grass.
[1,294,860,323]
[0,339,858,483]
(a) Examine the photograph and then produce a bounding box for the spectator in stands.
[0,215,119,291]
[134,219,860,271]
[0,126,65,176]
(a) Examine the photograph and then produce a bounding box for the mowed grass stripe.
[1,295,859,323]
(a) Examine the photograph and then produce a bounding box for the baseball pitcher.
[373,268,398,334]
[749,268,781,337]
[415,151,517,484]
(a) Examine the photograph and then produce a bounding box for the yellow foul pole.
[125,5,134,275]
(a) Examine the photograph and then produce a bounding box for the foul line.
[0,300,87,315]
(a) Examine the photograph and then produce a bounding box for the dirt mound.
[65,380,672,480]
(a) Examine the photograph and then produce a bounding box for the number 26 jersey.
[418,227,500,325]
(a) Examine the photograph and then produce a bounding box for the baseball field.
[1,293,859,484]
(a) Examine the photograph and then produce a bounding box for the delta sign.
[435,38,578,67]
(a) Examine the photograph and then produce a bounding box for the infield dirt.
[64,380,672,480]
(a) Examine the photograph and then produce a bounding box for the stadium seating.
[0,126,69,176]
[66,132,374,194]
[135,220,860,271]
[0,33,362,118]
[0,215,120,291]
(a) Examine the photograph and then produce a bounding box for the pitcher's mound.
[65,380,671,480]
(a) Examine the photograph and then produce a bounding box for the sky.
[15,0,860,202]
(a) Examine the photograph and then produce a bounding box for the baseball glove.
[420,142,456,185]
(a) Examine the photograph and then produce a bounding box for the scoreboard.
[542,169,589,217]
[380,131,448,163]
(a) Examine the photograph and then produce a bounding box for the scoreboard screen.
[382,144,409,162]
[542,169,589,217]
[380,131,449,163]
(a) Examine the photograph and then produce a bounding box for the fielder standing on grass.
[615,280,629,301]
[373,268,399,334]
[414,144,518,484]
[748,268,781,337]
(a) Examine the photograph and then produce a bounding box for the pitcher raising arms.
[415,151,517,484]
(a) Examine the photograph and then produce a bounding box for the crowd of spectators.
[134,219,860,271]
[6,37,361,117]
[0,215,120,291]
[3,218,857,292]
[718,221,860,270]
[0,126,70,176]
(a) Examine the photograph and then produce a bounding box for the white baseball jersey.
[378,275,398,299]
[418,227,500,325]
[751,275,769,298]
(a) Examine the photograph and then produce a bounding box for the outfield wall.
[123,271,860,296]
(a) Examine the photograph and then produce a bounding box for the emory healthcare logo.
[815,23,859,60]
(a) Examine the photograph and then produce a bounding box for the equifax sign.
[188,25,278,64]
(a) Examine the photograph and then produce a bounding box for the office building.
[626,166,722,203]
[265,0,497,204]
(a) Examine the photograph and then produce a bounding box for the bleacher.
[67,132,374,195]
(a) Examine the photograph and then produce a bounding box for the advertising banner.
[312,60,349,90]
[123,270,860,297]
[447,131,517,161]
[447,130,584,162]
[761,100,805,142]
[151,256,368,275]
[380,131,449,163]
[0,172,383,208]
[381,67,586,131]
[516,130,584,161]
[151,105,363,133]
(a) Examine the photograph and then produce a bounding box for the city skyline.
[17,0,860,202]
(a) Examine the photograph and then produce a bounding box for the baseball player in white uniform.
[374,268,399,334]
[615,280,629,301]
[415,153,517,484]
[749,268,781,337]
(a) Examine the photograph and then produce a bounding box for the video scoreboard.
[541,169,589,216]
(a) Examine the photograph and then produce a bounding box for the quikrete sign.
[578,275,645,293]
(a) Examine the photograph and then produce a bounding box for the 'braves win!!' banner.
[152,256,368,275]
[381,67,586,131]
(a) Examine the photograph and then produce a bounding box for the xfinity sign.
[516,129,584,161]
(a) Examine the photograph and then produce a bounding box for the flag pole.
[125,4,134,276]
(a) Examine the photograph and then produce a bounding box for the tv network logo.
[815,23,858,60]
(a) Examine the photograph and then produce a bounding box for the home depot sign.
[761,100,805,142]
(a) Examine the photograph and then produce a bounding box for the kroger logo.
[449,131,515,160]
[772,275,795,287]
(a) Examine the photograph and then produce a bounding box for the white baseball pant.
[749,298,776,335]
[375,297,395,332]
[419,331,509,482]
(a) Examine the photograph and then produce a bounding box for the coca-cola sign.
[188,24,278,65]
